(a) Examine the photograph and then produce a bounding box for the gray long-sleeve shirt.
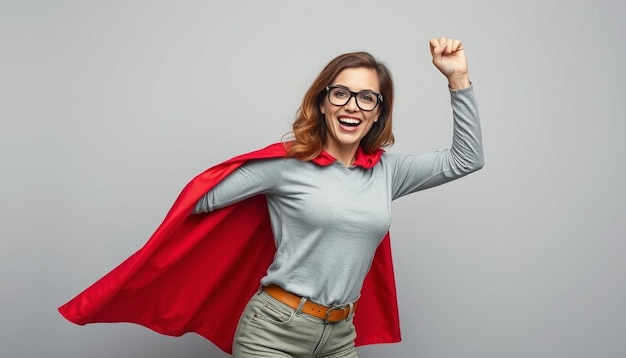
[194,85,484,306]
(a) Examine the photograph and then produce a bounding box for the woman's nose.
[344,96,359,111]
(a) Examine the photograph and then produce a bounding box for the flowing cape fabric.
[58,143,401,354]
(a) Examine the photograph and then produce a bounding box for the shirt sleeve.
[192,157,285,213]
[389,85,484,200]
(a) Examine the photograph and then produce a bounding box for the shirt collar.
[311,146,384,169]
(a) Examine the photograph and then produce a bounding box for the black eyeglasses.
[325,85,383,112]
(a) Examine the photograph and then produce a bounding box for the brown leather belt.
[262,284,357,323]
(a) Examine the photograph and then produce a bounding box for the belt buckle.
[325,306,349,323]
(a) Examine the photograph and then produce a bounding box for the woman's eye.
[359,93,375,103]
[333,90,348,98]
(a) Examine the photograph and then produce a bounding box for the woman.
[193,37,484,357]
[58,37,483,357]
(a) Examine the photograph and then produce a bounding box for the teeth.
[339,117,361,125]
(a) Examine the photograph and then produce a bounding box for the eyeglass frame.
[324,85,383,112]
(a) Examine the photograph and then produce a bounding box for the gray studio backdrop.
[1,0,624,357]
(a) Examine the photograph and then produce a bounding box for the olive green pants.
[233,291,358,358]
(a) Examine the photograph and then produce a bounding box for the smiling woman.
[320,67,383,166]
[288,52,395,165]
[59,38,484,358]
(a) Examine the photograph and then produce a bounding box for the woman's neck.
[324,143,358,167]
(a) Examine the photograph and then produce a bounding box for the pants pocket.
[252,292,296,325]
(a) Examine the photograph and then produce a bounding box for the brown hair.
[285,52,395,161]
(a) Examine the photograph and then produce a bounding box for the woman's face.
[320,67,381,156]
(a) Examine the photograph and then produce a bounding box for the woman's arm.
[390,38,484,199]
[192,158,285,213]
[390,86,483,199]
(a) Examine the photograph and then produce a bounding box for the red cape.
[58,143,401,354]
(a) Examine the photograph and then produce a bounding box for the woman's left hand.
[429,37,470,89]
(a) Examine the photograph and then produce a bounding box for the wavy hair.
[285,52,394,161]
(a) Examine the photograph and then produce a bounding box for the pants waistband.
[261,285,357,323]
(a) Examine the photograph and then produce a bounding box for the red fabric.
[58,143,401,354]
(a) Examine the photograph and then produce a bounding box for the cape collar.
[311,146,384,169]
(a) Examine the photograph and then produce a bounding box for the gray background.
[1,0,624,357]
